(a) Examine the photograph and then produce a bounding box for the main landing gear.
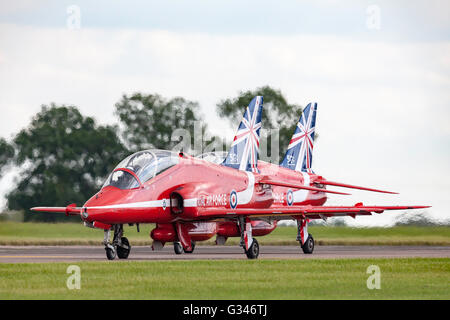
[238,217,259,259]
[245,238,259,259]
[173,241,196,254]
[297,218,314,254]
[301,235,314,254]
[103,224,131,260]
[172,222,196,255]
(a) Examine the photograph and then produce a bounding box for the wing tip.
[409,205,431,209]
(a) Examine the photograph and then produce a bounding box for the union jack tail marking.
[281,102,317,173]
[222,96,263,173]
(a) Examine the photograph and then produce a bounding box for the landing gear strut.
[103,224,131,260]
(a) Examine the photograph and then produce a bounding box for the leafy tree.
[115,93,219,154]
[216,86,303,163]
[0,138,14,178]
[6,104,128,222]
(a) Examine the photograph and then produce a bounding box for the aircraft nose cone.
[82,194,105,222]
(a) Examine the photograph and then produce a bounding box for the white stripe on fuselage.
[86,200,168,209]
[183,198,198,208]
[85,172,255,210]
[85,198,198,210]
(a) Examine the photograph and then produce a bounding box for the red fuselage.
[81,153,327,244]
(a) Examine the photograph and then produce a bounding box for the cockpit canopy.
[102,150,180,190]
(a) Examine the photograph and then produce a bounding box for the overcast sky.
[0,1,449,225]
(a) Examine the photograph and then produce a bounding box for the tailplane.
[280,102,317,172]
[222,96,263,173]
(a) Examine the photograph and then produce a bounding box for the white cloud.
[0,23,449,224]
[0,1,45,15]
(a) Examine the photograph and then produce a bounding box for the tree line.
[0,86,302,222]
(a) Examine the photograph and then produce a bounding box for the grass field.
[0,258,448,299]
[0,222,449,246]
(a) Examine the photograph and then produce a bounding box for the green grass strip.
[0,258,448,299]
[0,222,449,246]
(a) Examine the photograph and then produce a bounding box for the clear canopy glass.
[102,149,180,189]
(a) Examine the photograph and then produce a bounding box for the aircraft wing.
[196,204,430,220]
[314,178,398,194]
[257,177,351,195]
[257,176,397,195]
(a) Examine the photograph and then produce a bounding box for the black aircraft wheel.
[245,238,259,259]
[174,242,183,255]
[105,246,116,260]
[117,237,131,259]
[301,235,314,254]
[183,241,196,254]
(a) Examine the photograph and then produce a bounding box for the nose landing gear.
[105,243,116,260]
[103,224,131,260]
[117,237,131,259]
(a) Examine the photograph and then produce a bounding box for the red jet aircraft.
[32,97,429,259]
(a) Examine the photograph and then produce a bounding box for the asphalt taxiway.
[0,245,449,263]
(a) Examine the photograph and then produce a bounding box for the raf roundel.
[287,189,294,206]
[230,190,238,209]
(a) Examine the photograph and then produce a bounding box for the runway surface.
[0,245,449,263]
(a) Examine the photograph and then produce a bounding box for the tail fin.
[280,102,317,172]
[222,96,263,173]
